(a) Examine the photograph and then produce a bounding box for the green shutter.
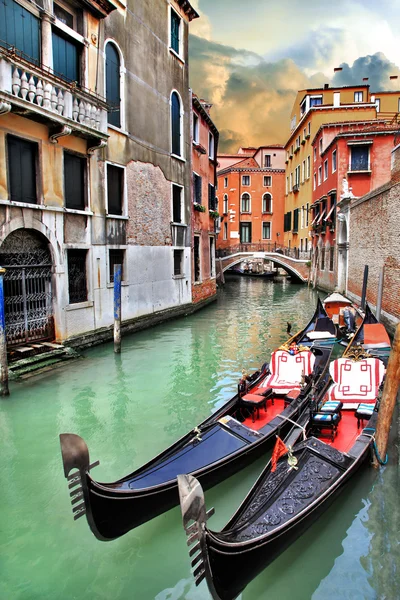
[52,31,79,83]
[64,152,85,210]
[0,0,40,63]
[171,92,181,156]
[8,136,37,204]
[106,43,121,128]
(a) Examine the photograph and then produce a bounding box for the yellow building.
[284,84,400,256]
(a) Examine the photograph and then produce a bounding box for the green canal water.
[0,278,399,600]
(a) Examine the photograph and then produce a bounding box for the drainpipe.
[0,268,9,396]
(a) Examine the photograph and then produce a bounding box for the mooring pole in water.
[113,264,122,354]
[0,268,9,396]
[376,267,385,321]
[360,265,368,310]
[219,258,225,285]
[373,323,400,468]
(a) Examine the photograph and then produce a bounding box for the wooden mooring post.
[373,323,400,468]
[360,265,368,310]
[0,267,9,396]
[113,264,122,354]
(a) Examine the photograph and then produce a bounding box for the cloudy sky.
[188,0,400,151]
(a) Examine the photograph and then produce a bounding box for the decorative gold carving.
[345,346,370,361]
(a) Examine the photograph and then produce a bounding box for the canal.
[0,278,398,599]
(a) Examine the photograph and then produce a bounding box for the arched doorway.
[0,229,54,346]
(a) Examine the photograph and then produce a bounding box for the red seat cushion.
[241,394,266,404]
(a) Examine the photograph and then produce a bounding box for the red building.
[191,94,219,304]
[216,146,285,251]
[311,120,397,291]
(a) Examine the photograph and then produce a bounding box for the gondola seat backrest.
[328,357,386,404]
[259,349,315,395]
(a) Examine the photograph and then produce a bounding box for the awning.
[317,209,326,224]
[324,204,335,221]
[311,213,319,225]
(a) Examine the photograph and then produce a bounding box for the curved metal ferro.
[60,433,90,477]
[178,474,220,599]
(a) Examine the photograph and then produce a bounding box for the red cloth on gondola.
[271,436,288,472]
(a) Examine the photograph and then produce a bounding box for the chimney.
[199,99,213,115]
[324,83,329,89]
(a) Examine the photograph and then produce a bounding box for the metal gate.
[0,230,54,346]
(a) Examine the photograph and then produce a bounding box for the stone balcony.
[0,48,108,146]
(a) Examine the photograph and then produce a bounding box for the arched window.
[223,194,228,214]
[262,193,272,213]
[106,42,121,128]
[171,91,182,156]
[241,193,250,213]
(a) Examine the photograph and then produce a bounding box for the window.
[354,91,363,103]
[301,160,306,183]
[223,194,228,214]
[329,247,334,271]
[319,138,323,154]
[242,175,250,186]
[173,249,183,276]
[54,3,74,28]
[171,92,182,156]
[193,173,202,204]
[52,30,80,82]
[209,133,214,159]
[313,147,317,160]
[293,208,299,232]
[262,222,271,239]
[170,8,181,55]
[303,127,306,140]
[223,222,228,240]
[262,193,272,213]
[107,164,124,216]
[290,172,293,190]
[209,237,215,277]
[105,42,121,128]
[310,96,322,107]
[300,99,306,116]
[350,145,370,171]
[295,165,300,186]
[313,173,317,191]
[306,202,309,226]
[241,193,250,213]
[240,223,251,243]
[172,184,183,223]
[307,155,310,179]
[286,176,289,195]
[264,155,271,167]
[375,98,380,112]
[7,136,38,204]
[321,247,325,271]
[332,150,337,173]
[67,249,87,304]
[194,236,200,282]
[64,151,86,210]
[318,166,322,185]
[109,249,125,283]
[193,113,199,143]
[284,212,292,232]
[224,177,228,188]
[0,0,40,64]
[308,122,311,136]
[324,160,328,180]
[305,238,308,253]
[208,184,217,210]
[263,175,272,187]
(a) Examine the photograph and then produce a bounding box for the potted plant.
[194,203,206,212]
[209,210,220,219]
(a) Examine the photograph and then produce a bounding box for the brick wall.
[347,154,400,332]
[192,279,217,303]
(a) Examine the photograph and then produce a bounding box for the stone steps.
[8,345,81,380]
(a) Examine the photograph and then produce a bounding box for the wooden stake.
[113,264,122,354]
[373,323,400,468]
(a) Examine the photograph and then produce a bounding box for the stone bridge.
[216,251,310,283]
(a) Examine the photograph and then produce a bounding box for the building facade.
[0,0,199,348]
[216,146,285,251]
[191,94,218,304]
[284,84,400,259]
[311,121,397,291]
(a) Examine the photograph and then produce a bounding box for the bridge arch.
[218,251,309,283]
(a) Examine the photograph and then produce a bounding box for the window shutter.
[64,152,85,210]
[52,31,79,83]
[107,165,123,215]
[171,11,180,53]
[171,93,181,156]
[194,174,202,203]
[172,185,182,223]
[8,136,37,204]
[106,43,121,127]
[0,0,40,64]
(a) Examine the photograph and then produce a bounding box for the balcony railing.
[0,49,108,141]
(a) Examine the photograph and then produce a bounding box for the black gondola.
[178,314,389,600]
[60,299,334,540]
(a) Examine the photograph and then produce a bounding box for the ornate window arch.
[241,192,251,213]
[262,192,272,213]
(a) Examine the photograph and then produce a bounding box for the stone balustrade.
[0,51,108,139]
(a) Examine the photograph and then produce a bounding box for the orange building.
[311,120,397,292]
[284,84,400,258]
[191,94,219,303]
[216,146,285,251]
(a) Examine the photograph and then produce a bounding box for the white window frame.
[223,222,228,240]
[240,192,251,213]
[319,138,323,154]
[169,6,184,61]
[209,132,215,159]
[170,89,184,160]
[242,175,250,186]
[193,112,199,144]
[313,173,316,191]
[171,182,185,224]
[354,91,363,103]
[307,155,310,179]
[313,147,317,160]
[223,194,228,214]
[262,193,272,214]
[262,221,271,240]
[224,177,228,188]
[318,166,322,185]
[323,159,328,181]
[375,98,380,112]
[105,160,128,217]
[104,39,126,131]
[209,235,216,277]
[264,154,271,167]
[301,160,305,183]
[263,175,272,187]
[332,149,337,173]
